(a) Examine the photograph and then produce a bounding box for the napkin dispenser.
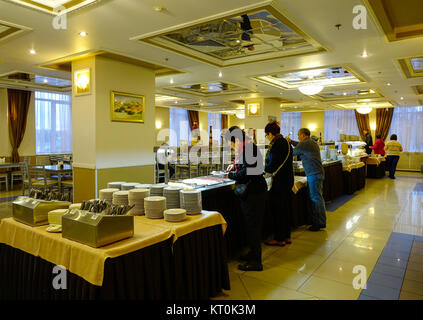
[62,209,134,248]
[12,196,71,226]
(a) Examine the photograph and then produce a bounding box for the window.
[280,112,301,137]
[324,109,359,141]
[35,91,72,154]
[389,106,423,152]
[169,108,190,146]
[207,113,222,145]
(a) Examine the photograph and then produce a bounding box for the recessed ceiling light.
[175,101,178,104]
[387,83,391,86]
[236,40,240,44]
[153,6,166,11]
[218,72,222,78]
[361,51,368,58]
[79,31,88,37]
[170,78,174,84]
[400,97,404,100]
[29,49,36,55]
[343,92,347,96]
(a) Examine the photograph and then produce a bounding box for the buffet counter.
[0,211,229,299]
[367,156,386,178]
[342,162,366,194]
[294,160,344,202]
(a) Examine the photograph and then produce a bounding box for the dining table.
[34,164,73,191]
[0,162,23,189]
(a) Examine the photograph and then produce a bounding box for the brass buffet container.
[62,210,134,248]
[12,196,71,227]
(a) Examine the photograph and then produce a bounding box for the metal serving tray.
[62,210,134,248]
[12,196,71,227]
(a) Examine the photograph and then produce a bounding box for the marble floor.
[211,171,423,300]
[1,172,422,300]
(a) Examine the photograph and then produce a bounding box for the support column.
[72,56,156,202]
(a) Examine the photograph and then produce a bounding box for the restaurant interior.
[0,0,423,301]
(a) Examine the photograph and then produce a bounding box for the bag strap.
[272,140,291,177]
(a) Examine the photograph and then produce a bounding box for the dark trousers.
[386,155,400,178]
[239,191,266,265]
[268,186,292,241]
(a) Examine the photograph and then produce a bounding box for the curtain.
[35,91,72,154]
[187,110,199,130]
[280,112,301,137]
[208,113,222,145]
[376,108,394,141]
[388,106,423,152]
[354,110,371,141]
[324,110,360,141]
[169,108,190,147]
[221,114,228,129]
[7,74,32,162]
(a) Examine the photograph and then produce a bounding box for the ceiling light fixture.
[298,84,324,95]
[236,113,245,119]
[153,6,166,11]
[79,31,88,37]
[29,49,36,55]
[43,79,48,83]
[361,51,368,58]
[400,97,404,100]
[218,71,222,78]
[387,83,391,86]
[356,107,372,114]
[170,78,174,84]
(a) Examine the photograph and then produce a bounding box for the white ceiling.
[0,0,422,113]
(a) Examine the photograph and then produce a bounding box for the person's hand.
[226,164,234,172]
[265,172,272,178]
[286,136,291,143]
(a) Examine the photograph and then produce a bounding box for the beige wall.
[155,106,170,145]
[301,111,325,140]
[0,88,36,158]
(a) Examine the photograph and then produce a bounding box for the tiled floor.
[1,172,422,300]
[212,171,423,300]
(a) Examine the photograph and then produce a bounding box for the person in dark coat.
[264,121,294,246]
[225,126,267,271]
[363,130,373,155]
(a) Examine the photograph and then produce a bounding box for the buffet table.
[0,211,229,300]
[199,176,311,258]
[295,160,344,202]
[342,162,366,194]
[366,156,386,178]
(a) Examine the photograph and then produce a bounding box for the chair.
[0,173,8,192]
[154,162,166,183]
[61,180,73,202]
[28,165,58,192]
[36,155,51,166]
[10,158,30,190]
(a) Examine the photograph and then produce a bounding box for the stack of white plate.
[163,187,182,209]
[121,182,139,191]
[134,184,152,190]
[180,190,202,215]
[164,208,186,222]
[128,188,150,215]
[108,182,126,190]
[150,184,166,196]
[144,196,166,219]
[113,191,129,206]
[99,188,119,204]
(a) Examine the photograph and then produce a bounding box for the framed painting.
[110,91,145,123]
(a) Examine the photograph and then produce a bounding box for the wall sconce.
[155,121,162,129]
[370,122,376,130]
[247,103,260,116]
[74,68,90,95]
[309,123,317,131]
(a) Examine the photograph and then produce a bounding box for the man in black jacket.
[363,129,373,155]
[225,126,267,271]
[264,121,294,246]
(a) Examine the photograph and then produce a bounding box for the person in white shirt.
[384,134,403,179]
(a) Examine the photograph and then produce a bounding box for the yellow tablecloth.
[292,176,308,194]
[135,210,227,243]
[367,157,385,166]
[342,162,365,172]
[0,211,226,286]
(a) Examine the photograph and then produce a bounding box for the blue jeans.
[386,155,400,178]
[307,173,326,227]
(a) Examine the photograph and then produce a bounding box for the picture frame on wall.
[110,91,145,123]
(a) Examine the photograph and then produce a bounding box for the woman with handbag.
[264,121,294,247]
[225,126,267,271]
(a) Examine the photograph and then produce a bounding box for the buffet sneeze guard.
[12,196,71,227]
[62,210,134,248]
